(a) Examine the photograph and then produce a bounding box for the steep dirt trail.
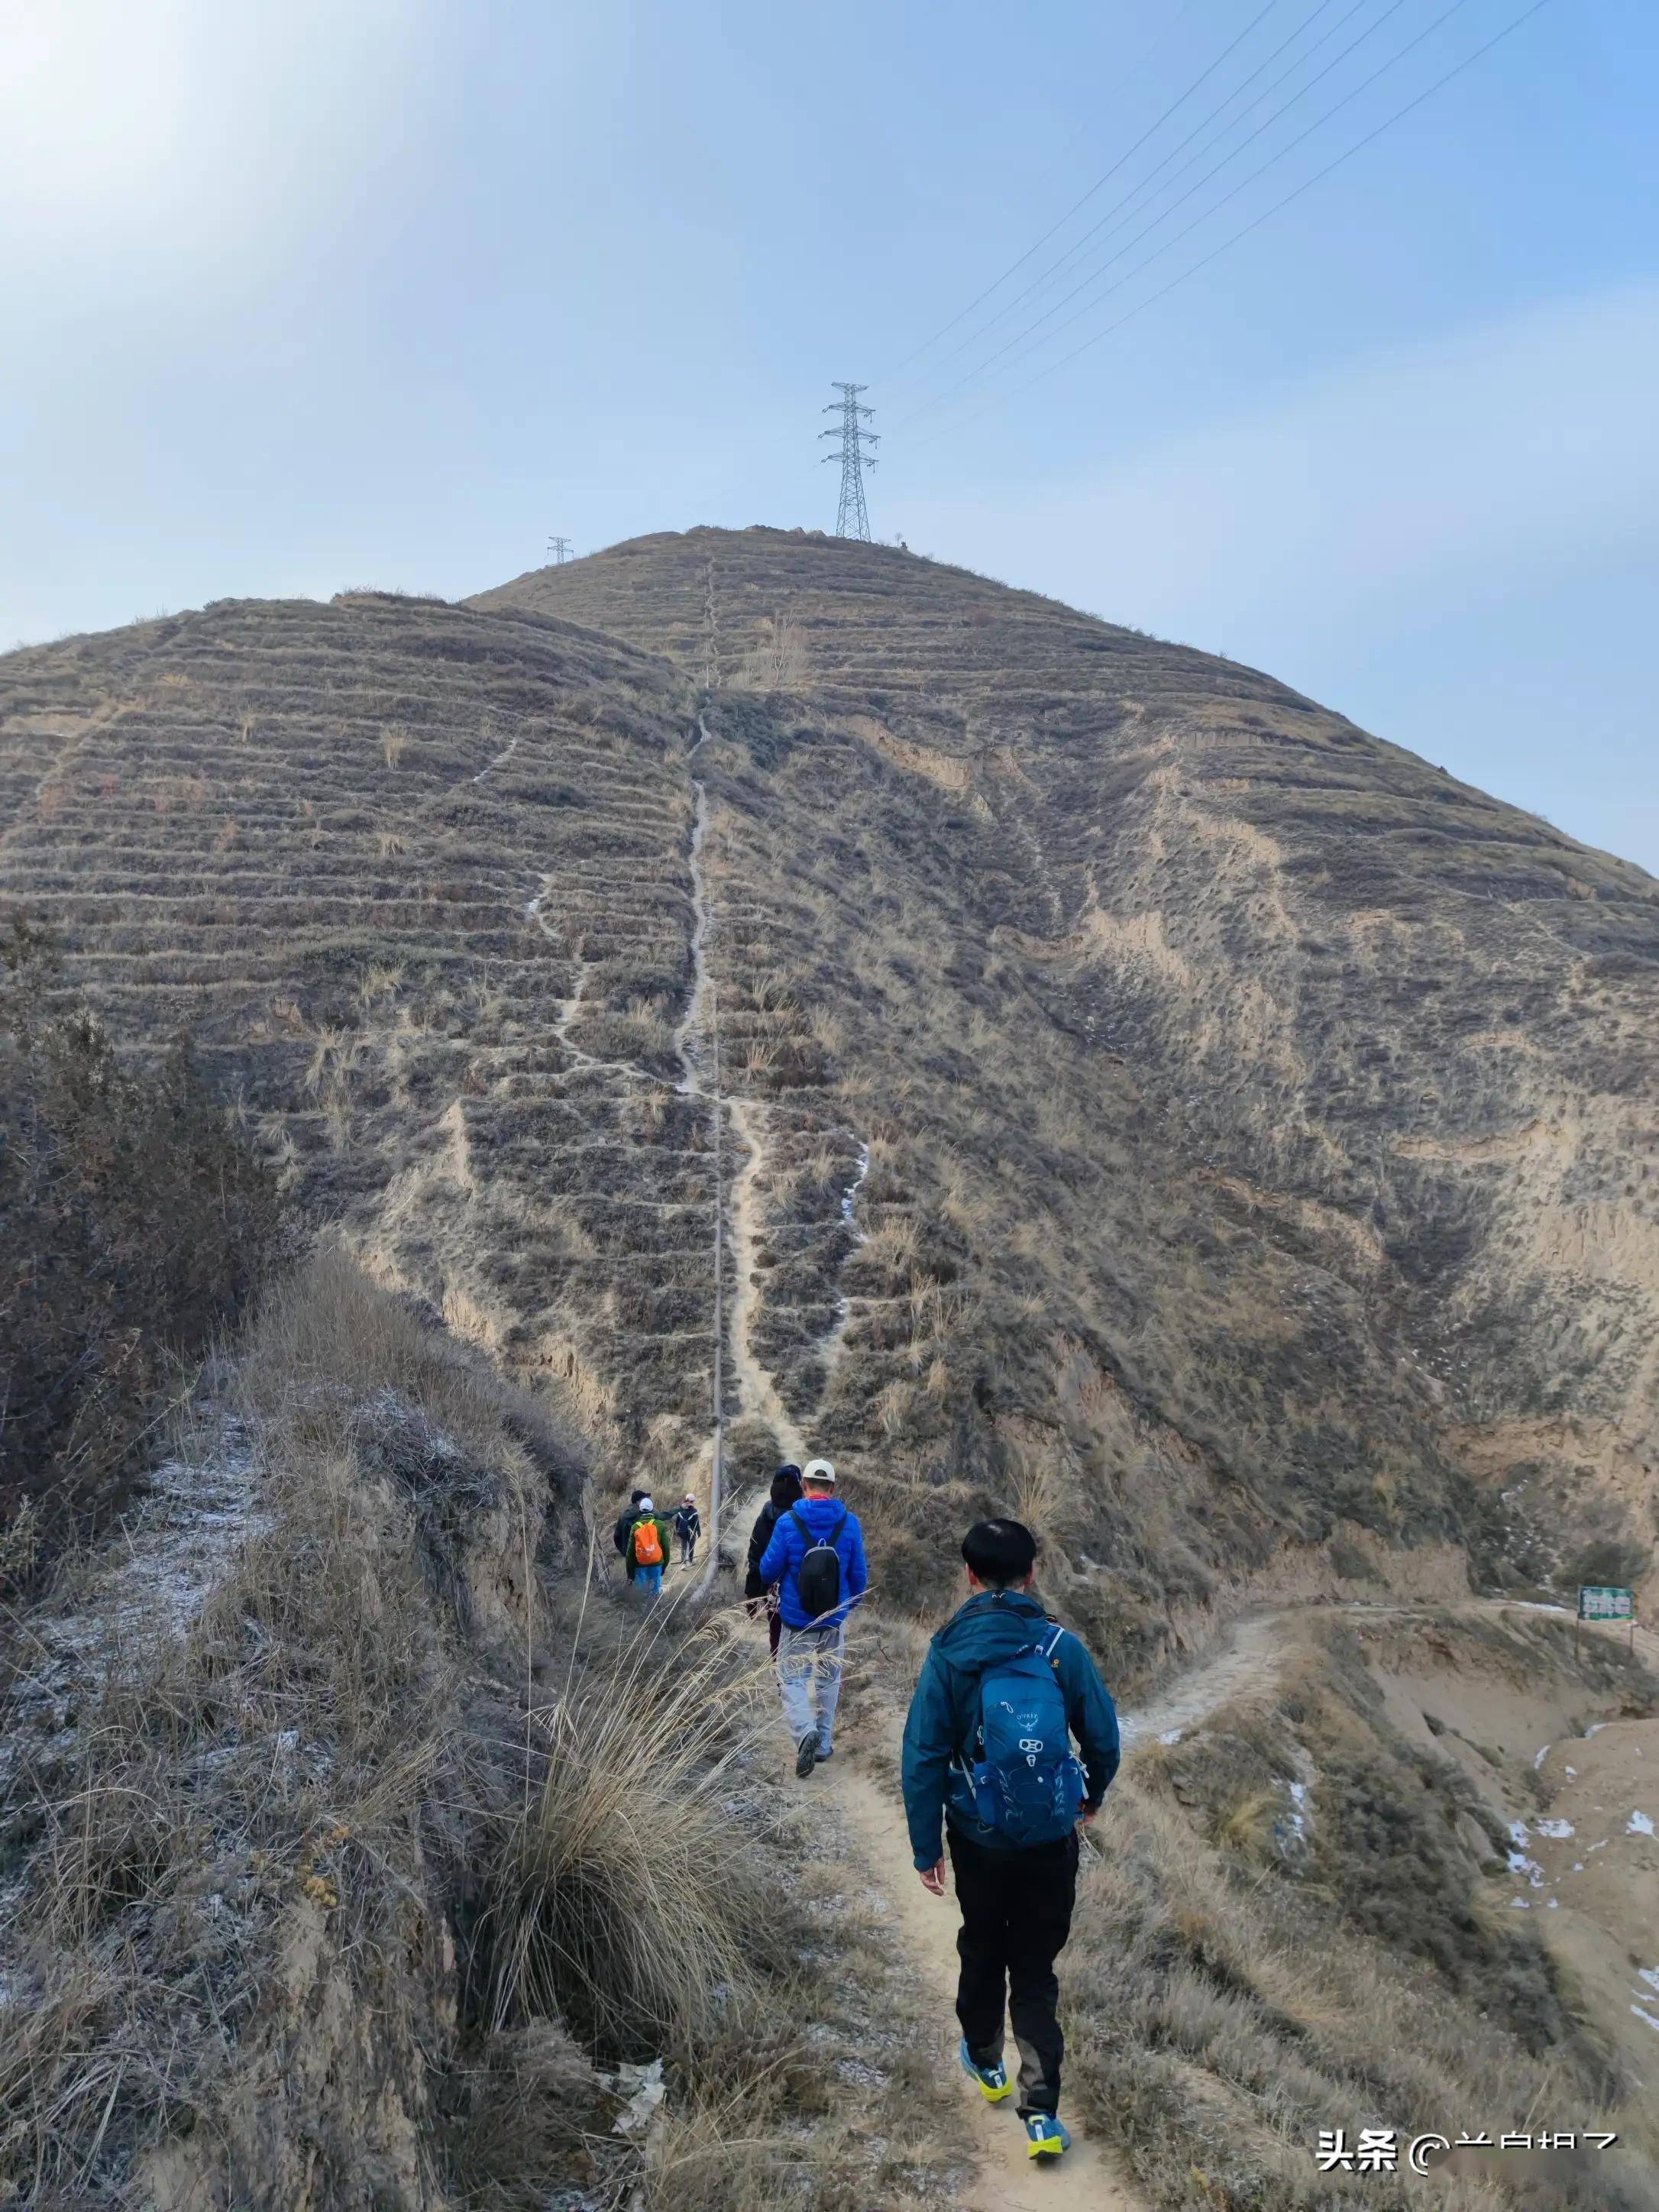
[726,1095,807,1465]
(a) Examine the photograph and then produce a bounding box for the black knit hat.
[771,1464,804,1507]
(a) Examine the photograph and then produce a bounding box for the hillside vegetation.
[475,528,1659,1652]
[4,531,1659,2210]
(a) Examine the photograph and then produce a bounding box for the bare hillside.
[4,538,1656,1663]
[0,592,716,1484]
[475,529,1659,1635]
[5,547,1659,2209]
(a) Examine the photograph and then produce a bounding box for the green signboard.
[1578,1585,1635,1622]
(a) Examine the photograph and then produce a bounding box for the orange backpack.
[632,1517,663,1567]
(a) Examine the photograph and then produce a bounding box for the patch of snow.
[1289,1780,1307,1805]
[1639,1968,1659,1997]
[1533,1743,1551,1771]
[1573,1862,1585,1873]
[1505,1826,1546,1886]
[839,1140,871,1240]
[1586,1722,1610,1737]
[1534,1819,1574,1839]
[1546,1897,1559,1909]
[1566,1765,1577,1777]
[611,2058,666,2144]
[1159,1728,1182,1745]
[1632,2005,1659,2036]
[1628,1811,1654,1837]
[470,729,519,783]
[1510,1897,1531,1910]
[1589,1839,1609,1853]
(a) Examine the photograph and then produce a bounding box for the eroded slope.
[0,592,714,1483]
[477,529,1659,1638]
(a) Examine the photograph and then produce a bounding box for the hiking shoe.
[959,2039,1012,2102]
[795,1733,819,1778]
[815,1744,834,1763]
[1024,2114,1071,2158]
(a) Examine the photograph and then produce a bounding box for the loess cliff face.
[3,533,1655,1667]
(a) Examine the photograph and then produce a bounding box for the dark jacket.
[744,1499,786,1599]
[674,1504,701,1543]
[613,1505,639,1580]
[758,1497,868,1630]
[900,1588,1120,1870]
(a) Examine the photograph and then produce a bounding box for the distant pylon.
[547,535,573,564]
[820,384,877,541]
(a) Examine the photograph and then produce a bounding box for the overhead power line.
[899,0,1434,425]
[918,0,1374,383]
[888,0,1285,377]
[907,0,1557,451]
[895,0,1488,434]
[820,383,878,539]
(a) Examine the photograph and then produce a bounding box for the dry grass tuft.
[484,1608,782,2055]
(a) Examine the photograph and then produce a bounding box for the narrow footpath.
[832,1761,1143,2212]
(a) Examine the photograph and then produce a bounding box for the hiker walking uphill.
[674,1492,701,1567]
[757,1458,868,1776]
[901,1518,1119,2162]
[744,1463,803,1659]
[617,1493,674,1599]
[613,1489,648,1582]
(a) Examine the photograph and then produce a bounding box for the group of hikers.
[610,1457,1119,2161]
[610,1488,702,1593]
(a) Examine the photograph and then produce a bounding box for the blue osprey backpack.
[965,1626,1088,1846]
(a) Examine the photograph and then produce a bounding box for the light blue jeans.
[778,1622,846,1752]
[635,1564,663,1598]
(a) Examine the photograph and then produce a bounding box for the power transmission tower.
[547,535,573,564]
[820,384,878,540]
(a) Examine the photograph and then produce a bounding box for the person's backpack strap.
[1038,1624,1066,1666]
[789,1505,848,1539]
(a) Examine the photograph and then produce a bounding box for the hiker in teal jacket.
[900,1518,1118,2160]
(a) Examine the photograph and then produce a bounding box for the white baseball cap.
[802,1458,836,1486]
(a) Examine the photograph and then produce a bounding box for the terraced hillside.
[5,538,1657,1667]
[0,592,716,1486]
[7,537,1659,2212]
[476,529,1659,1639]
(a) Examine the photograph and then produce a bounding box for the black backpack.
[791,1505,847,1619]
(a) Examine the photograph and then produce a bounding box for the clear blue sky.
[5,1,1655,868]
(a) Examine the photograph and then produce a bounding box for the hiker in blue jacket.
[757,1457,868,1778]
[900,1518,1119,2162]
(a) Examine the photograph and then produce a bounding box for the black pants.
[947,1828,1079,2117]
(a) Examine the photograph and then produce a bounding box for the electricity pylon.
[820,384,877,540]
[547,535,573,564]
